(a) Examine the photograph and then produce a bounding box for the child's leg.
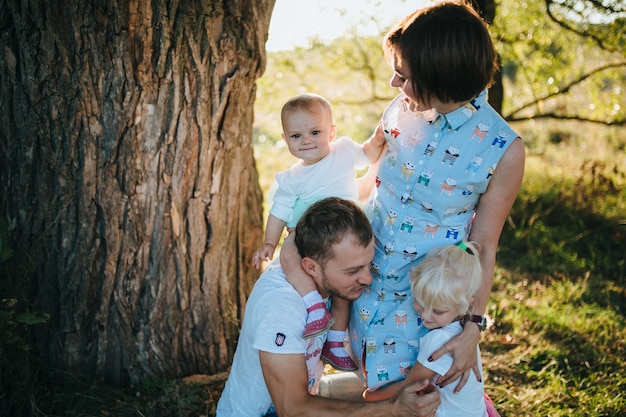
[280,233,334,338]
[301,290,335,338]
[330,297,349,331]
[321,297,357,371]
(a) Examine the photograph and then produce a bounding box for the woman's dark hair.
[384,0,498,105]
[295,197,373,265]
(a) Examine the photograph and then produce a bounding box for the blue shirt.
[349,90,520,388]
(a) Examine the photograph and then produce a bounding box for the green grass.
[481,119,626,416]
[483,274,626,416]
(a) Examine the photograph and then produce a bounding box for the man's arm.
[260,351,440,417]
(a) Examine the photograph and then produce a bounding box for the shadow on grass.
[27,370,227,417]
[498,190,626,316]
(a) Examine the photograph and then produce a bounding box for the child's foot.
[321,341,358,371]
[303,302,335,339]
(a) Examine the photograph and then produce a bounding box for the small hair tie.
[457,241,474,255]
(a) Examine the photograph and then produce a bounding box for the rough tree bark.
[0,0,273,386]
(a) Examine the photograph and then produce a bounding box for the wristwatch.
[461,314,488,332]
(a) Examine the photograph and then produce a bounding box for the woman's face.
[389,53,419,107]
[389,52,459,114]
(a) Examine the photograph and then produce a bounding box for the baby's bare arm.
[252,215,286,269]
[280,233,317,296]
[362,122,386,163]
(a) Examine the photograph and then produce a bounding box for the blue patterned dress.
[349,90,520,388]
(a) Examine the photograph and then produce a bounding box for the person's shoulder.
[331,136,359,149]
[422,322,462,343]
[275,161,307,182]
[255,260,303,295]
[332,136,355,144]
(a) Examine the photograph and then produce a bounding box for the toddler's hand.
[252,243,276,269]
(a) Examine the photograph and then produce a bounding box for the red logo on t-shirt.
[275,333,286,346]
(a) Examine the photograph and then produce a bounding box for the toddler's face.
[282,104,335,165]
[413,300,459,330]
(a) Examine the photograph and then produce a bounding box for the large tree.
[0,0,273,386]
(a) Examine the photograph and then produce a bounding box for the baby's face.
[282,104,335,165]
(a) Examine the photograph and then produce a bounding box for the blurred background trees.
[254,0,624,148]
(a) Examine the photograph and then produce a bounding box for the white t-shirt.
[417,322,488,417]
[216,260,327,417]
[270,136,370,228]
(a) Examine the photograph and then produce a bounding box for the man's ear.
[300,257,318,277]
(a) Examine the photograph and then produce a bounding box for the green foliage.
[0,299,49,350]
[30,371,226,417]
[255,35,393,148]
[494,0,626,124]
[546,0,626,55]
[498,120,625,300]
[255,0,626,130]
[0,298,50,416]
[0,218,13,262]
[140,378,217,416]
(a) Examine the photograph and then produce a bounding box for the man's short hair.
[295,197,373,265]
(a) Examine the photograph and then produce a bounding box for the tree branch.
[507,112,625,126]
[545,0,625,54]
[504,61,626,118]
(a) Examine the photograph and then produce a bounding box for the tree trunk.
[0,0,272,386]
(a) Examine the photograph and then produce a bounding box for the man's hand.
[428,322,481,393]
[393,380,440,417]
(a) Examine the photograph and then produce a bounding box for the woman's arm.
[429,138,525,391]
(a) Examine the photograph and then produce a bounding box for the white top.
[216,259,328,417]
[270,136,370,227]
[417,322,488,417]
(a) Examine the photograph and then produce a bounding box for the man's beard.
[320,271,362,302]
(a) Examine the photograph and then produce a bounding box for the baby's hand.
[252,243,276,269]
[373,121,386,145]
